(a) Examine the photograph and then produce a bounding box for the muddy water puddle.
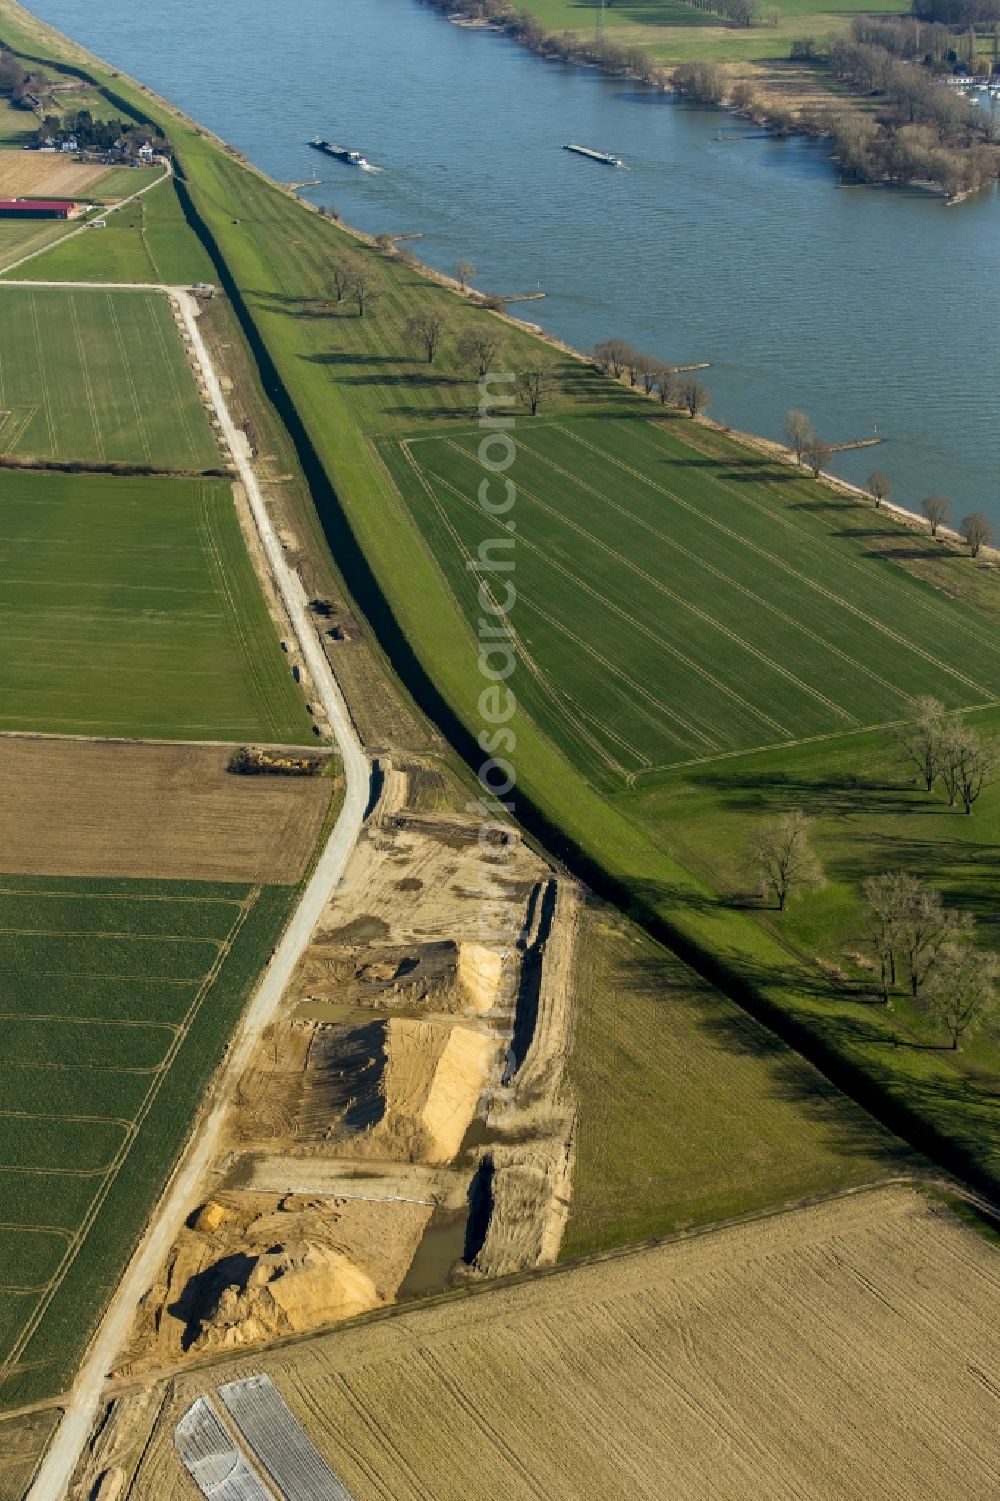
[398,1208,468,1299]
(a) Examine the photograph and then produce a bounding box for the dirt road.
[24,287,371,1501]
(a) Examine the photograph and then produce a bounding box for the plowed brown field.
[127,1186,1000,1501]
[0,149,113,199]
[0,736,333,883]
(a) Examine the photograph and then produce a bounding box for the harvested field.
[123,1188,1000,1501]
[0,874,296,1410]
[0,148,138,199]
[0,286,219,469]
[0,737,334,884]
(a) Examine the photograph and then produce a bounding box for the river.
[22,0,1000,518]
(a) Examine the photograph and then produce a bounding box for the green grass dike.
[2,0,999,1235]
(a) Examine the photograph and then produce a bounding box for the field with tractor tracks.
[0,285,220,468]
[0,875,296,1409]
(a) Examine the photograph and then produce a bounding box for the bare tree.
[784,409,815,466]
[961,512,994,558]
[923,945,998,1049]
[748,810,823,911]
[898,695,946,793]
[403,309,448,364]
[375,232,396,253]
[653,363,676,406]
[455,258,476,292]
[863,871,917,1003]
[680,379,710,418]
[330,256,356,303]
[349,262,382,318]
[937,722,997,814]
[804,439,833,478]
[591,337,631,380]
[921,494,950,538]
[515,365,559,416]
[899,884,971,999]
[638,354,658,395]
[622,344,644,388]
[458,328,505,380]
[868,471,892,508]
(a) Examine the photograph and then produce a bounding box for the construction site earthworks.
[114,762,577,1373]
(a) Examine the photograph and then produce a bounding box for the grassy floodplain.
[386,417,1000,783]
[0,874,296,1407]
[0,468,310,740]
[0,286,220,468]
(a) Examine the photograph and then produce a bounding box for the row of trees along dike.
[589,338,710,418]
[748,709,1000,1048]
[329,246,562,414]
[783,409,996,555]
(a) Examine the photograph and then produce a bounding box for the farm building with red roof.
[0,199,83,219]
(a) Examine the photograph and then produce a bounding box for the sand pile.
[379,1019,496,1163]
[194,1241,378,1352]
[457,944,508,1014]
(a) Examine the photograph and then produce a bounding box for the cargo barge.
[563,142,624,167]
[309,137,370,168]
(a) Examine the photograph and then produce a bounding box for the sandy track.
[25,291,371,1501]
[128,1187,1000,1501]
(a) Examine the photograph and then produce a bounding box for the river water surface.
[24,0,1000,517]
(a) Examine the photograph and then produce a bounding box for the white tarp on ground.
[219,1375,354,1501]
[174,1396,277,1501]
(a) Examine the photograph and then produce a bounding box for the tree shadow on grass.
[862,545,944,563]
[619,950,915,1168]
[249,291,334,320]
[303,351,404,366]
[385,402,481,420]
[688,769,918,819]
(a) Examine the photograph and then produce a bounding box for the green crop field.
[0,469,311,740]
[384,417,1000,789]
[0,873,295,1408]
[0,286,221,469]
[0,96,33,144]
